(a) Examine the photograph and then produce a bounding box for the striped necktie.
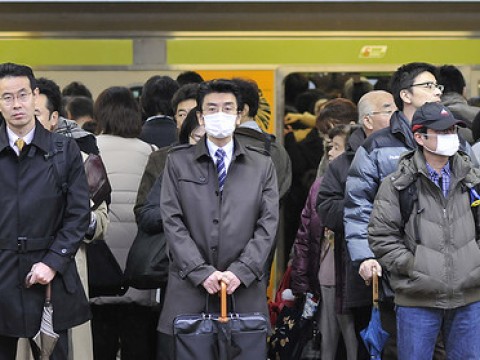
[15,138,25,152]
[215,148,227,192]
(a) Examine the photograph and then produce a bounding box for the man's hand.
[359,259,382,285]
[221,271,241,295]
[284,113,303,125]
[25,262,56,287]
[202,271,223,294]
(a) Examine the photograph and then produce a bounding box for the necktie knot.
[215,148,227,192]
[15,138,25,152]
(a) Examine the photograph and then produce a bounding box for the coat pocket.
[455,239,480,290]
[61,262,79,294]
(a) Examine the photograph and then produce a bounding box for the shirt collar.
[7,125,35,151]
[426,161,450,179]
[206,137,234,160]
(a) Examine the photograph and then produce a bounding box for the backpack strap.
[398,176,422,245]
[46,134,69,195]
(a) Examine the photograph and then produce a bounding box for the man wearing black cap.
[368,102,480,359]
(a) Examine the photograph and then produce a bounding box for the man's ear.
[49,111,59,131]
[400,89,412,105]
[363,115,374,131]
[241,104,249,117]
[413,132,424,147]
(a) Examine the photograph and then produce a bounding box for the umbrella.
[32,282,59,360]
[360,271,389,360]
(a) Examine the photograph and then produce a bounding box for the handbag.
[124,229,169,289]
[173,282,268,360]
[84,153,112,210]
[86,239,128,298]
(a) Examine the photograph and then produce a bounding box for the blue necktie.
[215,148,227,192]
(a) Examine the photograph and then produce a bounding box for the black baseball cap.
[411,102,465,132]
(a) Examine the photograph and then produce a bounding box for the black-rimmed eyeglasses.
[409,82,444,92]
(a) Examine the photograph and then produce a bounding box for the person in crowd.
[62,81,93,99]
[139,75,179,149]
[92,86,157,360]
[438,64,479,143]
[63,96,95,130]
[291,124,357,360]
[134,84,200,220]
[369,102,480,359]
[171,83,199,131]
[344,62,463,359]
[232,77,292,200]
[176,70,203,87]
[317,90,397,360]
[471,111,480,160]
[0,62,91,359]
[284,97,356,267]
[35,77,109,360]
[157,79,279,359]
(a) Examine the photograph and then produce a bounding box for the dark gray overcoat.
[158,138,279,334]
[0,121,91,337]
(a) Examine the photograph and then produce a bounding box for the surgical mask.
[424,133,459,156]
[203,112,237,139]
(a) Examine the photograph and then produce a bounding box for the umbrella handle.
[372,270,379,306]
[219,281,228,323]
[46,283,52,303]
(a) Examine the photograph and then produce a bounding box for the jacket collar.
[390,111,416,150]
[0,120,51,155]
[194,136,246,162]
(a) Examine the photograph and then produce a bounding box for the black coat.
[0,122,91,337]
[317,127,371,310]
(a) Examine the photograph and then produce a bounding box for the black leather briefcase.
[173,282,268,360]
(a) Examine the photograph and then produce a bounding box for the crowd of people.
[0,60,480,360]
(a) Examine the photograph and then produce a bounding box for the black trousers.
[91,304,158,360]
[0,330,68,360]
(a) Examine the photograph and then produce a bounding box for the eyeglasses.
[202,104,238,115]
[0,91,33,106]
[409,82,444,92]
[369,110,394,117]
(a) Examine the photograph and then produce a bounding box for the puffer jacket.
[368,150,480,309]
[344,111,477,262]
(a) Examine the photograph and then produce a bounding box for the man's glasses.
[369,110,394,117]
[0,91,33,106]
[202,104,238,115]
[409,82,444,92]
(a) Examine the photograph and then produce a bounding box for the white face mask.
[203,112,237,139]
[424,133,459,157]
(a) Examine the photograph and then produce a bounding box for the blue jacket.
[344,111,477,262]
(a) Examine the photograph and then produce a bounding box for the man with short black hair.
[369,102,480,359]
[0,63,90,359]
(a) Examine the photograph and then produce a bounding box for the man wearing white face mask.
[156,79,279,359]
[368,102,480,360]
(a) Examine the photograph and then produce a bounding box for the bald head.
[357,90,397,136]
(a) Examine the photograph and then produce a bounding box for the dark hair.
[295,89,326,114]
[171,83,199,113]
[328,124,351,140]
[197,79,244,113]
[472,111,480,143]
[437,65,466,95]
[36,77,62,114]
[389,62,437,111]
[316,98,357,135]
[284,73,309,107]
[176,71,204,87]
[64,96,93,120]
[232,78,259,117]
[141,75,179,117]
[178,109,200,144]
[94,86,142,138]
[0,62,36,90]
[62,81,92,99]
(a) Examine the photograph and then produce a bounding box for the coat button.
[61,249,67,254]
[211,246,217,253]
[199,177,206,182]
[213,219,219,224]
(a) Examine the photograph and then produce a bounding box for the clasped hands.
[203,270,240,295]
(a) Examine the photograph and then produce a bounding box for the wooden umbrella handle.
[372,270,379,306]
[219,281,228,323]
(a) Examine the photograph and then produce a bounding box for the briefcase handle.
[219,281,228,323]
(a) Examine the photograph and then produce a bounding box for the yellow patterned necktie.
[15,138,25,152]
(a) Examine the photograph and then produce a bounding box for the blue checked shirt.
[426,161,451,198]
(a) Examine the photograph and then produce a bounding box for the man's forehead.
[203,92,236,105]
[0,76,31,91]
